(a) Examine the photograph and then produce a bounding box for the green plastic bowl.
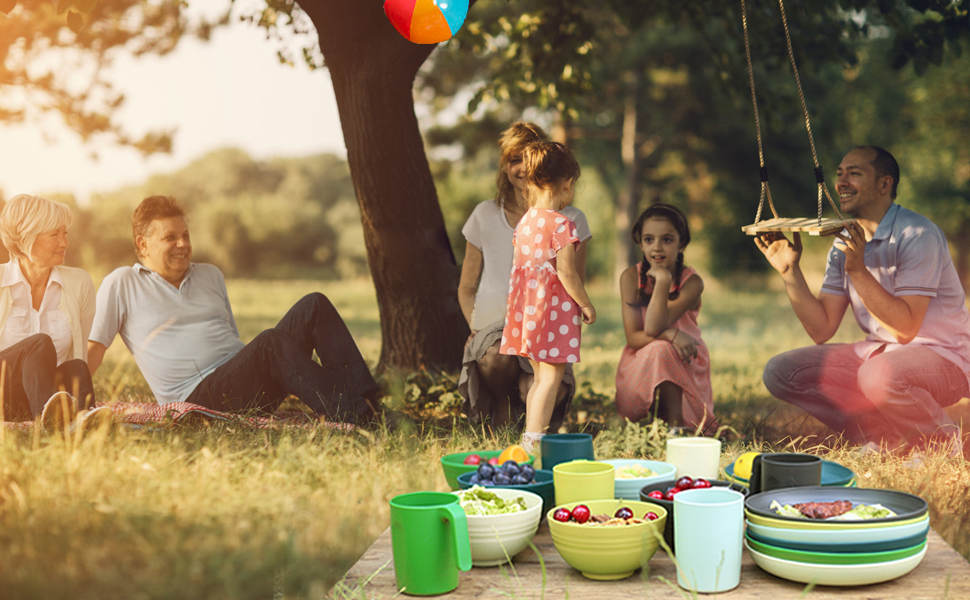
[547,499,668,580]
[745,534,927,565]
[440,450,535,490]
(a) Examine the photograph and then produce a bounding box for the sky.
[0,8,347,204]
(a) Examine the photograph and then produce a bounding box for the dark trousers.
[0,334,95,420]
[186,293,381,423]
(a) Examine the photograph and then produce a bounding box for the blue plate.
[726,459,855,487]
[746,523,929,553]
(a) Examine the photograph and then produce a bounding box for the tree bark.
[301,1,469,371]
[614,71,642,285]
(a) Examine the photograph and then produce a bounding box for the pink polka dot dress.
[499,209,583,363]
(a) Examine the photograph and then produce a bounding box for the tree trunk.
[614,71,641,285]
[301,1,469,370]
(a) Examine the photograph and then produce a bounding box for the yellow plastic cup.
[553,460,615,506]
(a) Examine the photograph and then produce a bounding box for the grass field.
[1,276,967,599]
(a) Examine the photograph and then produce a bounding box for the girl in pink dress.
[499,142,596,453]
[615,204,715,434]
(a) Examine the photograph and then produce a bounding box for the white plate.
[745,538,927,586]
[602,459,677,500]
[746,516,930,545]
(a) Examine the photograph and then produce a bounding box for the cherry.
[571,504,591,524]
[463,454,481,465]
[553,508,572,523]
[644,512,659,521]
[674,476,694,490]
[487,457,500,466]
[614,506,634,520]
[691,478,712,489]
[664,487,683,501]
[646,490,664,500]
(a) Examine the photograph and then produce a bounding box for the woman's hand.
[580,303,596,325]
[669,328,698,363]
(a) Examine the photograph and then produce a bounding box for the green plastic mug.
[390,491,472,596]
[553,460,615,506]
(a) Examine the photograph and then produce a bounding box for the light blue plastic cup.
[673,487,744,593]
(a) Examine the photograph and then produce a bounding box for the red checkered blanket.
[2,401,356,431]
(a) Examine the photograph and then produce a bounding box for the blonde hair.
[0,194,73,261]
[495,121,549,208]
[520,141,581,208]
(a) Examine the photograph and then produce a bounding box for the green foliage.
[9,148,371,279]
[0,0,226,154]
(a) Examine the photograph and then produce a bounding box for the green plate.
[745,533,926,565]
[726,459,855,487]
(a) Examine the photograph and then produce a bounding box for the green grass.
[1,277,967,599]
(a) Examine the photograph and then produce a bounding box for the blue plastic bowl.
[458,469,555,517]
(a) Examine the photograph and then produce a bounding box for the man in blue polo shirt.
[756,146,970,453]
[88,195,384,425]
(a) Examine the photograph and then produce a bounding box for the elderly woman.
[457,122,592,430]
[0,194,96,425]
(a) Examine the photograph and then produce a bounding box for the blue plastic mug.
[673,487,744,593]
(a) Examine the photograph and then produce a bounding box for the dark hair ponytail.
[629,203,690,307]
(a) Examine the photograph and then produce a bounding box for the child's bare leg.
[525,360,567,433]
[657,381,685,427]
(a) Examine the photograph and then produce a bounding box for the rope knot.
[759,166,769,182]
[814,166,825,184]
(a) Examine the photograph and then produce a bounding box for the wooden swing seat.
[741,217,852,236]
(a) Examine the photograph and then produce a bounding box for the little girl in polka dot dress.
[499,141,596,454]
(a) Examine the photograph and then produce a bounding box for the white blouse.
[0,260,72,365]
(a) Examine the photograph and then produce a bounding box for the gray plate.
[745,486,927,523]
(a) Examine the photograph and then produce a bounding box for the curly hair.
[494,122,549,208]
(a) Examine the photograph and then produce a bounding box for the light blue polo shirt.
[90,263,247,405]
[821,203,970,388]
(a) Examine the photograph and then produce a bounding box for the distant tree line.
[0,149,369,281]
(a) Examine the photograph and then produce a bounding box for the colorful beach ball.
[384,0,468,44]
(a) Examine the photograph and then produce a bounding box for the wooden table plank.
[331,523,970,598]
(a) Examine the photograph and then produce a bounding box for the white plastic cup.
[665,437,721,480]
[673,487,744,593]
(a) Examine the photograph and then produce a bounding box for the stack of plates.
[744,487,930,586]
[725,459,857,488]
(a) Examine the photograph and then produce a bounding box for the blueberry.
[502,461,521,476]
[519,464,535,480]
[477,464,495,480]
[469,474,481,485]
[512,474,531,485]
[494,472,512,485]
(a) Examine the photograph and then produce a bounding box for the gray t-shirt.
[90,263,246,405]
[821,203,970,389]
[462,200,591,330]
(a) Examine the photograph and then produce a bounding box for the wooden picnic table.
[333,523,970,598]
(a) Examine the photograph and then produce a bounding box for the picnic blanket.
[2,401,356,432]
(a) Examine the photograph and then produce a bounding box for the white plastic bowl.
[455,488,543,566]
[745,538,927,586]
[602,459,677,500]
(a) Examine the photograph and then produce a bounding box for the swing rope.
[776,0,844,224]
[741,0,778,224]
[741,0,846,227]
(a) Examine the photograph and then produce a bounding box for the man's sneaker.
[40,392,78,430]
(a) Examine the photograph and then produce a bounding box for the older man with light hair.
[88,195,387,426]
